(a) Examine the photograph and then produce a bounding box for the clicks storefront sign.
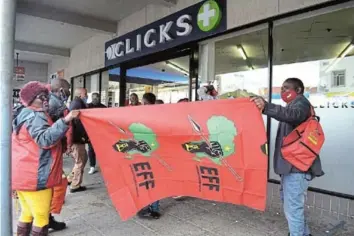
[105,0,227,67]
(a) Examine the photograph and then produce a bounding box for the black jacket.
[87,103,107,109]
[70,97,89,144]
[263,95,324,178]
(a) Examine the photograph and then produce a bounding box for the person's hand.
[65,145,73,155]
[250,96,266,111]
[64,110,80,124]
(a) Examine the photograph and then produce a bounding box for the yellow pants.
[17,188,53,227]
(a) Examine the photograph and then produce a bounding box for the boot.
[16,222,32,236]
[31,225,49,236]
[49,214,66,231]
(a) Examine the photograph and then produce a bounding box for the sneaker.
[172,196,185,201]
[137,208,150,218]
[49,214,66,231]
[137,208,161,219]
[149,210,161,219]
[70,186,87,193]
[88,167,96,175]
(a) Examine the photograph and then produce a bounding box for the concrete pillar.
[0,0,16,235]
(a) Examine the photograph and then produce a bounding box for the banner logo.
[110,122,172,171]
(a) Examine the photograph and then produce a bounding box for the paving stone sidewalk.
[12,158,354,236]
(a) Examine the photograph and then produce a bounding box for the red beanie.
[20,81,49,106]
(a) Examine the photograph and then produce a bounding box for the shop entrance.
[107,45,198,107]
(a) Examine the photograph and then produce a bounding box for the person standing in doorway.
[155,99,164,104]
[137,92,161,219]
[251,78,324,236]
[67,88,89,193]
[87,92,107,174]
[129,93,141,106]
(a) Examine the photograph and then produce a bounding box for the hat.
[20,81,49,106]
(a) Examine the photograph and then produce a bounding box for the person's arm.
[69,99,81,111]
[26,113,69,149]
[262,100,310,125]
[63,108,73,148]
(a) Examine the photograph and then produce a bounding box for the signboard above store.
[105,0,227,67]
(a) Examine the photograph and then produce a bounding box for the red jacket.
[12,106,69,191]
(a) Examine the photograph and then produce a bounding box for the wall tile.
[339,198,350,216]
[330,196,340,213]
[306,191,315,206]
[349,200,354,217]
[322,194,331,211]
[314,193,324,208]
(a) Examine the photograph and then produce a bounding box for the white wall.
[48,57,70,80]
[13,60,48,89]
[66,0,332,78]
[117,0,331,35]
[69,33,114,77]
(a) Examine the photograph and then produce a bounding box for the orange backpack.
[281,106,325,172]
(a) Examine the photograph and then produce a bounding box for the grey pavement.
[12,157,354,236]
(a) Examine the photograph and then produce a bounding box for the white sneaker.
[173,196,185,201]
[88,167,96,175]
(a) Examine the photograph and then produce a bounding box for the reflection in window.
[109,56,190,106]
[213,28,269,100]
[331,70,346,87]
[271,7,354,195]
[85,73,100,103]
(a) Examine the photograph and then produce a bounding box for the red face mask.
[211,90,218,97]
[281,90,298,103]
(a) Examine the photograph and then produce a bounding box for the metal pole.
[266,21,274,180]
[0,0,16,235]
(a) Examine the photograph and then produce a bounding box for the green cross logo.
[197,0,222,32]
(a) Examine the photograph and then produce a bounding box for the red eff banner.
[80,98,268,221]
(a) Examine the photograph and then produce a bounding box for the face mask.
[59,90,68,102]
[81,97,88,104]
[281,90,298,103]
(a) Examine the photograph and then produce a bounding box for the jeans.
[280,173,311,236]
[88,143,96,168]
[150,201,160,212]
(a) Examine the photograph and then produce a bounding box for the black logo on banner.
[130,162,155,196]
[197,166,220,192]
[104,0,227,67]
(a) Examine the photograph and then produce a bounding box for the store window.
[271,7,354,195]
[123,56,190,105]
[101,71,110,106]
[107,68,121,107]
[85,73,100,103]
[199,26,269,100]
[72,76,84,92]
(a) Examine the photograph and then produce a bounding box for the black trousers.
[88,143,96,168]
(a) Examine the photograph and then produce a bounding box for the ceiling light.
[340,44,354,58]
[237,45,247,60]
[165,61,189,75]
[325,42,354,73]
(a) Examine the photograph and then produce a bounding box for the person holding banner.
[137,92,162,219]
[251,78,324,236]
[12,81,79,236]
[47,79,72,231]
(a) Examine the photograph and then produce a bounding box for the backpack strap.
[309,105,320,122]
